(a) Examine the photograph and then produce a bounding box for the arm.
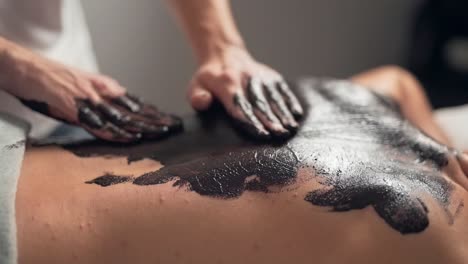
[167,0,304,139]
[165,0,244,65]
[0,37,181,142]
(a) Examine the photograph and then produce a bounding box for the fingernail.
[257,129,271,138]
[136,122,161,133]
[193,88,210,98]
[107,123,141,142]
[249,122,269,136]
[270,122,289,134]
[191,90,212,111]
[249,122,269,137]
[293,105,304,116]
[271,127,291,138]
[253,122,270,136]
[113,96,141,113]
[78,107,104,129]
[271,122,285,131]
[284,118,299,130]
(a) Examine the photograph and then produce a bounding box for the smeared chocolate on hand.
[19,93,183,143]
[227,77,303,140]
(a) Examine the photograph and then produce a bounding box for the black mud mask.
[56,79,462,235]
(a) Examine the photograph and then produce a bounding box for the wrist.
[0,39,22,93]
[190,22,246,64]
[197,40,250,64]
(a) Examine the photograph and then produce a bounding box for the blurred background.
[82,0,468,114]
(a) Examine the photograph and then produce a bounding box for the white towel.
[435,105,468,150]
[0,113,30,264]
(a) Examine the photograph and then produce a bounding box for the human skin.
[15,67,468,264]
[167,0,303,138]
[0,37,182,142]
[0,0,301,141]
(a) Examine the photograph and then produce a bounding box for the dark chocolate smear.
[55,78,461,234]
[86,173,133,187]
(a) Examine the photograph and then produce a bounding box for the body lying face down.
[61,79,468,235]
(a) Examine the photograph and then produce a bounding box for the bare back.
[15,79,468,264]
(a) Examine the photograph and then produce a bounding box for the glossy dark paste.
[20,94,182,142]
[60,79,460,234]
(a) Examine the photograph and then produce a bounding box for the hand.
[2,50,182,143]
[188,46,303,139]
[459,151,468,176]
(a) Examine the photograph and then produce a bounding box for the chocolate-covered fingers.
[114,94,183,133]
[247,77,290,138]
[96,104,170,139]
[90,122,142,143]
[231,90,270,139]
[277,80,304,118]
[263,80,299,130]
[75,99,142,142]
[112,95,141,113]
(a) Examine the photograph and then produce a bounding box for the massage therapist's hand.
[167,0,303,139]
[0,38,182,142]
[188,46,304,139]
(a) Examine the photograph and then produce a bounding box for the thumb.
[188,82,213,111]
[459,151,468,176]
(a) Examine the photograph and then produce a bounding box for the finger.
[91,75,126,98]
[112,94,141,113]
[189,82,214,111]
[199,77,269,138]
[277,80,304,117]
[111,94,183,133]
[96,103,170,139]
[264,82,298,130]
[231,91,270,139]
[75,99,141,143]
[247,77,290,138]
[457,152,468,177]
[76,99,105,129]
[90,122,142,143]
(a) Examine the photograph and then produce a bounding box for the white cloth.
[0,0,98,138]
[435,105,468,150]
[0,113,29,264]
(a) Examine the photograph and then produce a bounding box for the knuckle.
[75,77,91,89]
[102,76,120,87]
[197,70,218,83]
[218,71,239,85]
[378,65,407,79]
[227,86,241,96]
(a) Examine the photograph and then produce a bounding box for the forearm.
[166,0,246,63]
[0,36,48,94]
[0,36,24,93]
